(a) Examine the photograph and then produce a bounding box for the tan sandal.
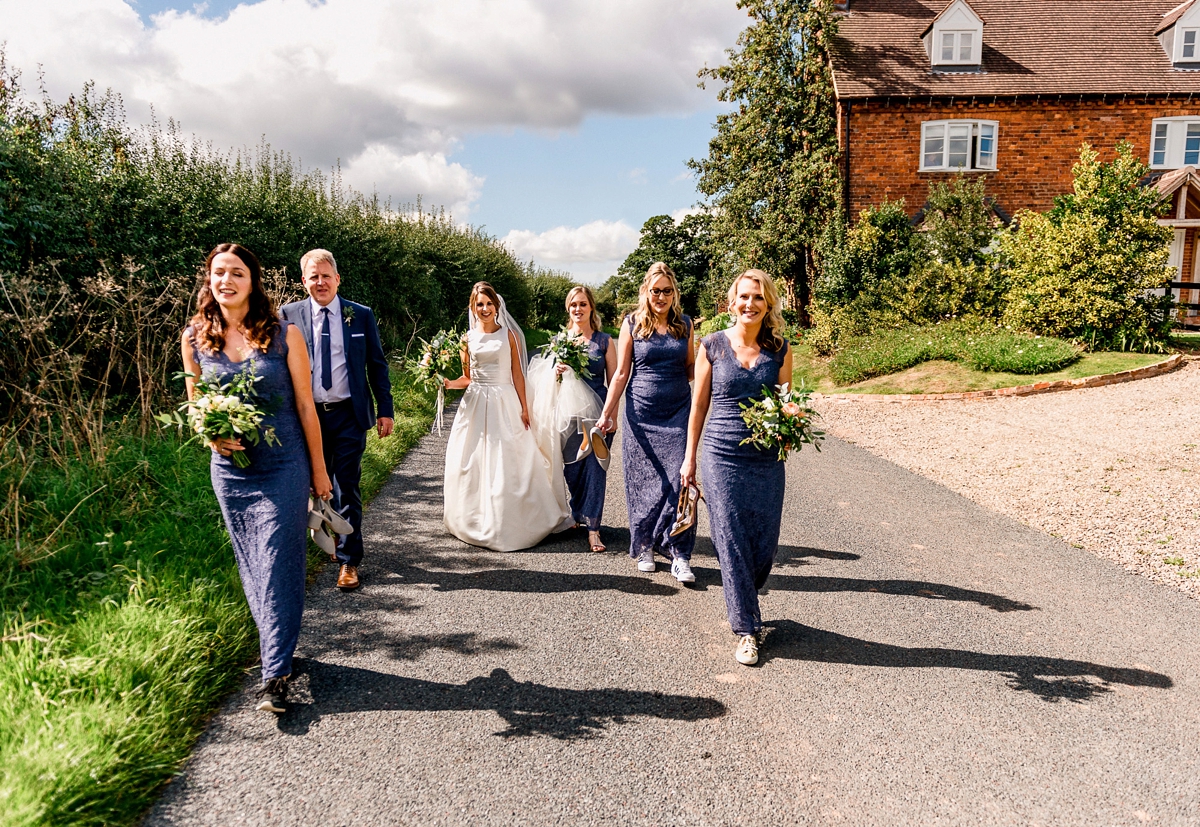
[588,530,606,552]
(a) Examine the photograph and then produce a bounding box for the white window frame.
[1178,27,1200,62]
[920,120,999,172]
[937,30,977,65]
[1149,117,1200,169]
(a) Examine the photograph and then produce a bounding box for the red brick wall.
[841,97,1200,220]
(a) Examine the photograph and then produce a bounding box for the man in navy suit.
[281,249,393,590]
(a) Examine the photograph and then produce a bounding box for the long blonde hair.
[632,262,688,340]
[728,269,786,351]
[565,285,603,333]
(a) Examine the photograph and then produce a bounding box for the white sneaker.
[735,634,759,666]
[671,558,696,583]
[637,550,655,572]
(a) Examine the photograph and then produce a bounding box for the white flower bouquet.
[412,328,462,433]
[541,327,593,384]
[157,361,280,468]
[739,382,823,461]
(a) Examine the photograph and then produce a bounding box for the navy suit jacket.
[280,298,394,432]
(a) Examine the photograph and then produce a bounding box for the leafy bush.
[698,312,733,337]
[922,175,998,266]
[1000,143,1174,351]
[893,259,1006,325]
[523,271,578,330]
[829,322,1078,385]
[815,198,925,308]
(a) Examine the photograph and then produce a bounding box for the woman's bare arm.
[508,330,530,429]
[444,343,472,390]
[680,342,713,488]
[599,321,633,430]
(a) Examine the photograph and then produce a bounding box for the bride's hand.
[554,363,569,376]
[520,407,530,430]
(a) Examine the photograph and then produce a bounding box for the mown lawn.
[0,368,435,827]
[792,343,1170,395]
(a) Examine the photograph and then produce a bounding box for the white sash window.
[920,120,999,171]
[1149,118,1200,169]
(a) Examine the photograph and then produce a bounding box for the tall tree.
[607,213,713,317]
[689,0,840,320]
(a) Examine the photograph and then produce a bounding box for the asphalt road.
[145,418,1200,826]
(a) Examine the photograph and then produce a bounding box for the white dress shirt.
[310,295,351,403]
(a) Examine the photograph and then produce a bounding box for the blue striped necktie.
[320,307,333,391]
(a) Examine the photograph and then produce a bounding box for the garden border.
[813,354,1185,403]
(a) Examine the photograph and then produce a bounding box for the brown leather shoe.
[336,564,360,590]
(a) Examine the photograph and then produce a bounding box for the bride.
[442,282,574,551]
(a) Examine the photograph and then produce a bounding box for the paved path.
[146,422,1200,826]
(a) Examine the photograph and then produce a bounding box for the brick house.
[829,0,1200,312]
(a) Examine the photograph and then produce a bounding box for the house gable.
[922,0,985,71]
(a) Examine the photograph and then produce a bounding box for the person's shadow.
[761,619,1173,702]
[278,660,727,739]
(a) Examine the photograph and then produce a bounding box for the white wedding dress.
[443,324,573,551]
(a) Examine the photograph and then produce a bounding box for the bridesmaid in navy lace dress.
[559,286,617,552]
[599,263,697,583]
[180,244,332,713]
[682,269,793,666]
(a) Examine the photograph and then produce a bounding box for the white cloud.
[502,220,640,284]
[0,0,744,212]
[340,147,483,217]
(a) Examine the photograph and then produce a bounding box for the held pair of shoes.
[573,422,610,471]
[308,497,353,560]
[669,484,702,537]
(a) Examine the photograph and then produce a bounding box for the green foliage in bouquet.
[739,383,824,461]
[541,328,594,384]
[412,328,463,389]
[156,363,279,468]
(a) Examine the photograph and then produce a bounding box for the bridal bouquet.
[413,328,462,433]
[157,362,279,468]
[541,327,593,384]
[739,383,823,461]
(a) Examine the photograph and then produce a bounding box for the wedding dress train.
[443,324,573,551]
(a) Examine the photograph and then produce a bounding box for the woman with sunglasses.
[680,270,792,666]
[598,262,696,583]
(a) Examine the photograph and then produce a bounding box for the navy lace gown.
[700,331,789,637]
[189,321,310,681]
[622,315,696,561]
[563,331,612,531]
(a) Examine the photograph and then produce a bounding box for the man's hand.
[377,417,394,438]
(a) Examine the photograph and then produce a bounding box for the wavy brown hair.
[565,285,603,333]
[632,262,688,340]
[728,269,786,352]
[190,243,279,354]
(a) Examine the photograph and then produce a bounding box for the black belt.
[317,399,353,412]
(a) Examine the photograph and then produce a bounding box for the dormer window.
[924,0,984,69]
[1157,1,1200,66]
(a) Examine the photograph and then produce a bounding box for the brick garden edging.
[813,353,1185,403]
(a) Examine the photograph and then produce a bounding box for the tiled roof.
[831,0,1200,100]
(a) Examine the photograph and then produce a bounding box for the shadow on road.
[762,619,1173,702]
[384,562,680,596]
[278,661,727,740]
[303,630,522,662]
[687,565,1035,612]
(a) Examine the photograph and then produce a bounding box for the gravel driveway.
[815,360,1200,599]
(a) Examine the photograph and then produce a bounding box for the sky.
[0,0,746,282]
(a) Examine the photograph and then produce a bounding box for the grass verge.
[0,368,434,827]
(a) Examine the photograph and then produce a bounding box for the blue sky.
[6,0,744,281]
